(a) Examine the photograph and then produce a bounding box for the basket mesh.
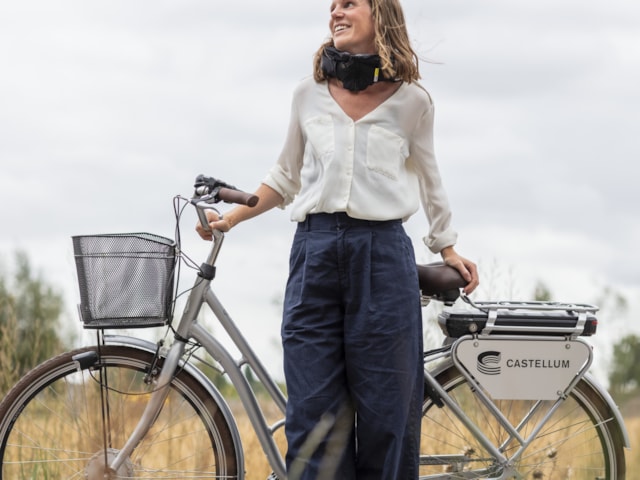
[72,233,176,329]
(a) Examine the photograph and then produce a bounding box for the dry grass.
[1,387,637,478]
[230,399,288,480]
[1,346,636,480]
[235,400,640,480]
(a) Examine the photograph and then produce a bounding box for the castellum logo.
[477,351,501,375]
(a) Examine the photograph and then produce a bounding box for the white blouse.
[263,76,458,253]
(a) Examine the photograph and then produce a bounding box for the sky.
[1,0,639,381]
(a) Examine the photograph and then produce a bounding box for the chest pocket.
[303,115,334,162]
[366,125,409,180]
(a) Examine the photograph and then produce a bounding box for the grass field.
[236,401,640,479]
[230,399,287,480]
[0,386,636,479]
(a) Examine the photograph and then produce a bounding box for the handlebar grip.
[218,187,259,207]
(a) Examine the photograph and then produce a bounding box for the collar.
[321,46,395,92]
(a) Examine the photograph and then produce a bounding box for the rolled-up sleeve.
[410,103,458,253]
[262,96,304,208]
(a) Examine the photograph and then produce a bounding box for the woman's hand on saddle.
[440,246,479,294]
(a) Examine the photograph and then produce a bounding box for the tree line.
[0,253,67,395]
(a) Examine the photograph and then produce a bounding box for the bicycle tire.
[0,345,239,479]
[420,365,626,479]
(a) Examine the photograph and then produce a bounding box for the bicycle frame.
[0,183,631,479]
[105,224,630,480]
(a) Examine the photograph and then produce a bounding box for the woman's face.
[329,0,376,55]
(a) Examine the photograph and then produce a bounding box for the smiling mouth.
[334,24,349,33]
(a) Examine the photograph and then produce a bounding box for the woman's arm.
[196,183,284,240]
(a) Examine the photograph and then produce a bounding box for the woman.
[198,0,479,478]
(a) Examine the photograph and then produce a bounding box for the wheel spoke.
[420,366,625,479]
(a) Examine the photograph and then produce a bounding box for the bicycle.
[0,175,630,479]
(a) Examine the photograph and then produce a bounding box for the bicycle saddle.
[417,262,467,305]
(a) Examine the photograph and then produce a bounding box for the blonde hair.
[313,0,420,83]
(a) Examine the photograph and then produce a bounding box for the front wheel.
[420,365,626,479]
[0,345,239,479]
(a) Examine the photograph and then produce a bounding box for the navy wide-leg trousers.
[282,212,423,480]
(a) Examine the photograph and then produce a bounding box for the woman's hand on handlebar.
[196,184,285,241]
[196,210,232,240]
[440,246,479,295]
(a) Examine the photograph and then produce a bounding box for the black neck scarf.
[321,46,395,92]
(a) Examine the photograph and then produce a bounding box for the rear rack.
[462,296,598,314]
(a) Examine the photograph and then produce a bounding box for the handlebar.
[193,174,259,207]
[216,187,259,207]
[191,175,259,234]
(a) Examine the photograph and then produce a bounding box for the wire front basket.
[72,233,176,329]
